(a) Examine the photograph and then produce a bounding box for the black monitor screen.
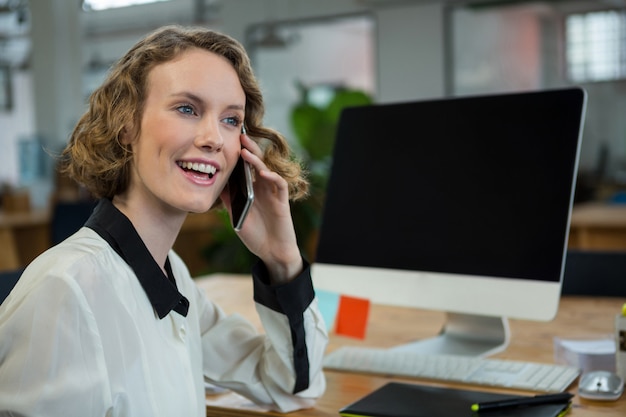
[315,88,586,283]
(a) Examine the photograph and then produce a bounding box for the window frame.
[564,8,626,83]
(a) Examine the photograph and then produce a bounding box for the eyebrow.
[172,91,245,111]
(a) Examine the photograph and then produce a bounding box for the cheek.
[224,135,243,161]
[138,124,183,160]
[140,111,184,145]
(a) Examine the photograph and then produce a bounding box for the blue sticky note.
[315,289,341,332]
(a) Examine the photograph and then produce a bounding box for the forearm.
[254,299,328,412]
[201,261,328,412]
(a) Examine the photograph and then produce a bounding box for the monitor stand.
[390,313,510,357]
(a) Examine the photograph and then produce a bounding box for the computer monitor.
[311,88,587,357]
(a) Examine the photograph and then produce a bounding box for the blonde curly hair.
[60,25,308,201]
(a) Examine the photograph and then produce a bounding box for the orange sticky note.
[335,295,370,339]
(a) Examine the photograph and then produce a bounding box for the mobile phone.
[228,127,254,231]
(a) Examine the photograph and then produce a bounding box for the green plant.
[289,82,372,260]
[200,210,257,274]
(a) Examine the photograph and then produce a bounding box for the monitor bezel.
[311,87,587,355]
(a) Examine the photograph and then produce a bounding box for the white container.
[554,335,615,373]
[616,304,626,381]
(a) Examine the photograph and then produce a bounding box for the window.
[566,10,626,82]
[82,0,170,11]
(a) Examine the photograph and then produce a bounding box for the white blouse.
[0,200,328,416]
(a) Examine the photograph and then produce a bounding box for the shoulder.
[7,228,132,306]
[26,227,121,278]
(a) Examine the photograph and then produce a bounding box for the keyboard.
[323,346,580,393]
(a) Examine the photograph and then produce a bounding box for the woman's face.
[124,47,246,215]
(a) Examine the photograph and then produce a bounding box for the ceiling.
[0,0,622,69]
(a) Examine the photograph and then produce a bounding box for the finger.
[256,169,290,199]
[240,147,266,174]
[240,131,263,157]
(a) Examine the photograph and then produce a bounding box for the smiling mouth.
[177,161,217,179]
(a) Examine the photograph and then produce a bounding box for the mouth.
[176,161,217,179]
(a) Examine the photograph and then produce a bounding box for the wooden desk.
[0,206,218,275]
[195,275,626,416]
[0,208,50,271]
[569,202,626,250]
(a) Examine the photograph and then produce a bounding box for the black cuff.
[251,259,314,315]
[251,259,313,393]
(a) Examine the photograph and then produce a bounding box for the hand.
[221,132,303,284]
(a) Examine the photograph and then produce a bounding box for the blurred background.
[1,0,625,276]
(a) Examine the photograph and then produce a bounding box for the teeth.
[177,161,216,176]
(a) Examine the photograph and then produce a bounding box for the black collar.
[85,198,189,319]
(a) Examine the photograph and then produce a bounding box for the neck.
[112,195,187,270]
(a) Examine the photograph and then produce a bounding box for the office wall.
[376,3,445,103]
[6,0,626,201]
[0,0,446,199]
[252,15,376,143]
[0,71,35,187]
[78,0,445,104]
[451,2,626,179]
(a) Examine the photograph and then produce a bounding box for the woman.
[0,25,327,416]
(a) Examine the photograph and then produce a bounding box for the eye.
[222,116,242,128]
[176,104,196,116]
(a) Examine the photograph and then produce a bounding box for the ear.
[119,126,134,145]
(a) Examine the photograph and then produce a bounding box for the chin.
[185,201,216,214]
[172,196,217,215]
[186,199,216,213]
[166,184,222,214]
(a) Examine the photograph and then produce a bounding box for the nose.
[195,120,224,152]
